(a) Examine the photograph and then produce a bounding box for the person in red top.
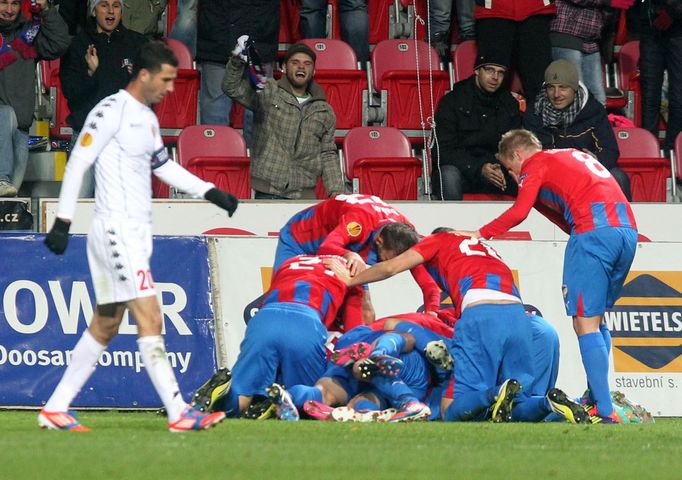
[328,229,588,423]
[457,129,638,423]
[275,194,441,327]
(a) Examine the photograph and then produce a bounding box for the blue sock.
[510,394,550,422]
[579,332,613,417]
[394,322,440,352]
[222,389,240,418]
[373,332,405,357]
[600,322,612,355]
[443,386,496,422]
[289,384,322,408]
[354,399,379,411]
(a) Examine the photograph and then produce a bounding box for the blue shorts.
[563,227,637,317]
[452,303,534,399]
[230,302,328,397]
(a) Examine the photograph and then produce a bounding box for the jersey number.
[137,269,154,291]
[572,150,610,178]
[288,255,336,276]
[459,237,502,260]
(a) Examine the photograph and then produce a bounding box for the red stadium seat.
[370,40,449,139]
[176,125,252,199]
[153,38,200,143]
[165,0,177,36]
[343,126,423,199]
[38,59,73,140]
[279,0,301,53]
[368,0,393,45]
[298,39,368,136]
[614,127,670,202]
[674,132,682,184]
[606,41,640,122]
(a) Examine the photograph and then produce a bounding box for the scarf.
[535,86,585,128]
[0,1,43,70]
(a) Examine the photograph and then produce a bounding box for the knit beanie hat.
[474,49,508,70]
[89,0,108,12]
[544,59,579,90]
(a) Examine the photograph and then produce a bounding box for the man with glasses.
[430,50,521,200]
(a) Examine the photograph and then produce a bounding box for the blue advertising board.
[0,234,217,408]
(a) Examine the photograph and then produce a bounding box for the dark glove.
[653,10,673,31]
[205,188,239,217]
[44,218,71,255]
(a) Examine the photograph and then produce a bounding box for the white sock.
[137,335,187,423]
[44,330,105,412]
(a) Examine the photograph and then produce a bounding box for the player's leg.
[391,321,453,371]
[39,303,126,431]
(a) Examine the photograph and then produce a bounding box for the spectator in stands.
[196,0,279,145]
[57,0,88,36]
[169,0,197,56]
[474,0,556,104]
[223,41,345,199]
[429,0,476,60]
[0,0,69,197]
[60,0,147,197]
[299,0,369,64]
[430,50,521,201]
[121,0,167,38]
[524,59,632,199]
[640,0,682,152]
[549,0,635,106]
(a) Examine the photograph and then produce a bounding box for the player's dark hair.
[431,227,455,234]
[379,222,420,254]
[131,41,178,79]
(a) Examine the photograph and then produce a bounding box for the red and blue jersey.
[410,233,520,318]
[480,149,637,238]
[369,312,455,338]
[262,255,349,328]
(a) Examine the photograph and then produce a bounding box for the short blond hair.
[497,129,542,160]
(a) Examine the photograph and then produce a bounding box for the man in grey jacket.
[0,0,69,196]
[222,40,345,199]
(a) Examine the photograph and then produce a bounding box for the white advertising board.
[212,237,682,417]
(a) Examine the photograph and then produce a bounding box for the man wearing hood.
[524,59,632,200]
[0,0,69,197]
[430,50,521,201]
[59,0,147,197]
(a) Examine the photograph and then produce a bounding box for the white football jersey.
[57,89,213,223]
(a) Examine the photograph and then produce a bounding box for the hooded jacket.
[59,16,147,131]
[0,7,69,130]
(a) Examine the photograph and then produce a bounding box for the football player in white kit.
[40,42,238,432]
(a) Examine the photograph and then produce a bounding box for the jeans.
[169,0,197,57]
[552,47,606,105]
[300,0,369,63]
[428,0,475,40]
[198,61,254,145]
[0,105,28,189]
[431,164,463,200]
[639,32,682,149]
[68,131,95,198]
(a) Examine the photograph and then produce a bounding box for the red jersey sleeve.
[479,160,545,239]
[317,211,373,257]
[410,264,441,312]
[409,234,440,262]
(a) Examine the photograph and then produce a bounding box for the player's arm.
[409,264,441,314]
[318,214,371,274]
[328,249,425,288]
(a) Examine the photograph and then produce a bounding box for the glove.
[653,9,673,31]
[205,188,239,217]
[609,0,635,9]
[232,34,249,62]
[44,218,71,255]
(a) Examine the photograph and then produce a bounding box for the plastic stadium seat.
[606,41,640,122]
[614,127,670,202]
[368,0,393,44]
[370,40,449,138]
[153,38,200,143]
[343,126,422,200]
[177,125,251,199]
[38,59,73,140]
[675,132,682,184]
[298,39,368,135]
[279,0,300,53]
[165,0,177,36]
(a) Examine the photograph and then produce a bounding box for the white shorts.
[87,217,156,304]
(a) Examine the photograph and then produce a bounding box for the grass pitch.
[2,411,682,480]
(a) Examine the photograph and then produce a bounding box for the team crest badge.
[80,132,93,147]
[346,222,362,237]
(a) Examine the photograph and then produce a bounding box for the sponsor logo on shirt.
[518,173,528,187]
[346,222,362,237]
[80,132,93,147]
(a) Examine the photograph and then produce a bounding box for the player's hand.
[452,229,481,239]
[232,34,250,62]
[204,188,239,217]
[481,163,507,191]
[343,251,367,276]
[44,218,71,255]
[323,257,352,285]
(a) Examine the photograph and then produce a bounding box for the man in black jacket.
[524,59,632,200]
[431,50,521,200]
[59,0,148,197]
